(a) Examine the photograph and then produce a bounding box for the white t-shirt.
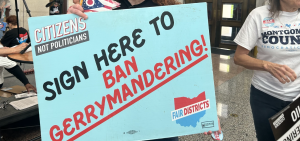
[234,5,300,101]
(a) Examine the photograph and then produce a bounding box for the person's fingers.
[26,85,37,93]
[282,68,295,82]
[72,4,84,12]
[283,65,297,81]
[67,6,88,20]
[265,62,290,83]
[21,43,28,48]
[15,45,26,52]
[73,0,80,4]
[267,63,298,83]
[218,118,222,134]
[207,131,212,135]
[20,45,26,50]
[32,86,37,93]
[277,66,292,83]
[272,70,286,84]
[25,87,29,93]
[273,66,290,83]
[204,132,207,135]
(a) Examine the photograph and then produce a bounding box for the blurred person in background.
[0,14,35,93]
[50,2,60,15]
[0,43,36,93]
[1,15,30,47]
[234,0,300,140]
[0,0,10,39]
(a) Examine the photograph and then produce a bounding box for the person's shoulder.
[10,28,18,32]
[249,5,270,18]
[20,27,28,31]
[5,29,15,34]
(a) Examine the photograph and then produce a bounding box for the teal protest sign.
[28,3,218,141]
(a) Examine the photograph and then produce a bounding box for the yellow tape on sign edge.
[80,0,83,6]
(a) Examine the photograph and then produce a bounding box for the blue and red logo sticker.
[263,17,275,27]
[171,91,210,127]
[17,33,29,44]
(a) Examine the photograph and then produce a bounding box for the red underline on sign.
[68,54,209,141]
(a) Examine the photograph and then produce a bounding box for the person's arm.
[234,46,265,71]
[5,65,37,93]
[0,43,28,55]
[234,45,297,84]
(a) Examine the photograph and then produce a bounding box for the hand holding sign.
[204,118,221,135]
[67,4,87,20]
[68,0,120,19]
[204,118,222,140]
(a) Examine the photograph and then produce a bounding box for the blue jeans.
[250,85,291,141]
